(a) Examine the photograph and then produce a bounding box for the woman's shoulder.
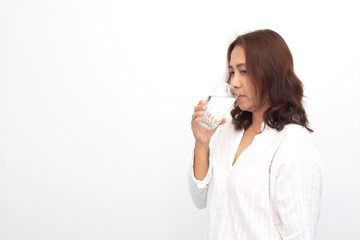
[280,124,320,156]
[282,123,313,140]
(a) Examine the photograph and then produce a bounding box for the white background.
[1,0,359,239]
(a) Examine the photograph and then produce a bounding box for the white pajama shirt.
[189,119,323,240]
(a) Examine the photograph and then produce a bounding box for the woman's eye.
[229,71,235,76]
[240,69,247,74]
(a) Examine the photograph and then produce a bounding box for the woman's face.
[228,45,259,113]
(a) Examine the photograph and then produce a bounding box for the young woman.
[189,29,323,240]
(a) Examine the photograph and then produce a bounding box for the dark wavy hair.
[226,29,312,132]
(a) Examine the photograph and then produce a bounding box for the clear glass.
[198,82,238,130]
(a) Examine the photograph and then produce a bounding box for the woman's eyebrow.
[228,63,246,68]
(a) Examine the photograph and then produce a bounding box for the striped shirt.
[189,119,323,240]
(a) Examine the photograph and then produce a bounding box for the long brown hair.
[226,29,312,132]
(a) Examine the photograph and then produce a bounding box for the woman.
[189,29,323,240]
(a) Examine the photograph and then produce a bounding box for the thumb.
[209,118,227,134]
[218,118,226,126]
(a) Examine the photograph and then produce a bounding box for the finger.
[194,100,206,112]
[191,110,204,121]
[191,116,202,129]
[194,105,205,113]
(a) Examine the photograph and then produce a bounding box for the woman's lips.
[237,95,245,100]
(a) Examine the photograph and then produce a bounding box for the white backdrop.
[1,0,359,239]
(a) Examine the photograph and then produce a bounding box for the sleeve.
[188,149,213,209]
[269,130,323,240]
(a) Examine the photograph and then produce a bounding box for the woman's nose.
[230,75,241,89]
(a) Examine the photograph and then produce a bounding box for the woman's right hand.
[191,100,226,145]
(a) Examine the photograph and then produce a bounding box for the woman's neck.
[250,105,268,132]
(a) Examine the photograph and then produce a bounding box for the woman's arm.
[189,100,225,209]
[188,147,212,209]
[270,127,323,240]
[193,141,210,180]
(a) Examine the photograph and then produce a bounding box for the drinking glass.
[198,82,238,130]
